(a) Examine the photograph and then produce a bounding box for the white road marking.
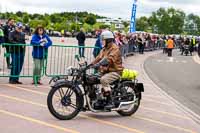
[156,57,187,64]
[157,60,163,62]
[182,61,187,63]
[169,57,174,62]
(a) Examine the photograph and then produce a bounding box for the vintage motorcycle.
[47,55,144,120]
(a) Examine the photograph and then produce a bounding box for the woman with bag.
[31,26,52,85]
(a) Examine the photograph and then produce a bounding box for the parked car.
[52,31,62,37]
[86,32,92,38]
[65,32,72,37]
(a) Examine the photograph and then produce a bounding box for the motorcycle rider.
[91,30,124,109]
[182,38,190,55]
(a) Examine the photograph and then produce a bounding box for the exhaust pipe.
[111,99,138,111]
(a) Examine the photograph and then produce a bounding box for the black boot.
[104,92,115,110]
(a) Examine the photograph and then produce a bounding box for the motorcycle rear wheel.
[116,82,141,116]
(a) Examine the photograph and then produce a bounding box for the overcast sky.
[0,0,200,19]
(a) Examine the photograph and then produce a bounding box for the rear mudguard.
[52,80,84,108]
[120,81,144,100]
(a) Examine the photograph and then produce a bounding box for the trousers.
[100,72,120,92]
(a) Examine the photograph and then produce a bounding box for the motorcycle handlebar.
[79,64,93,72]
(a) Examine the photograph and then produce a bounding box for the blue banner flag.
[130,0,137,33]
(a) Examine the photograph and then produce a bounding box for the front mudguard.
[52,80,84,108]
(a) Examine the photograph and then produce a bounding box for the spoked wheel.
[47,84,82,120]
[117,82,141,116]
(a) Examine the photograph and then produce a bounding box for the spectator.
[93,30,102,58]
[93,30,102,74]
[0,22,4,44]
[146,34,151,50]
[190,37,196,53]
[198,37,200,57]
[167,36,174,57]
[3,18,15,69]
[115,32,124,57]
[128,34,136,54]
[122,35,129,58]
[31,26,52,85]
[163,38,168,54]
[8,22,25,84]
[0,23,4,71]
[24,24,31,36]
[76,28,86,57]
[137,34,144,54]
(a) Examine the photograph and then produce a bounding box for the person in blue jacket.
[93,30,102,74]
[31,26,52,85]
[93,30,102,58]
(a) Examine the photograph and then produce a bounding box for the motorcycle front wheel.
[47,84,82,120]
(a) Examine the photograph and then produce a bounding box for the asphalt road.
[144,50,200,116]
[1,39,200,133]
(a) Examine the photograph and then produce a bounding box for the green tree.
[29,20,47,28]
[50,14,64,24]
[136,16,149,31]
[23,15,30,24]
[110,24,116,31]
[123,21,129,28]
[93,23,101,30]
[85,16,96,25]
[147,8,185,34]
[16,11,23,17]
[70,23,80,32]
[99,24,110,29]
[184,14,200,35]
[83,23,92,32]
[53,22,69,31]
[168,8,185,34]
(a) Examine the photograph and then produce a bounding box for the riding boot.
[104,92,115,110]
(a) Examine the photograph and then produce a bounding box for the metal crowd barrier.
[0,43,37,78]
[119,40,164,57]
[0,42,164,83]
[45,45,96,77]
[0,43,98,83]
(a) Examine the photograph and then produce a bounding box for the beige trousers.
[100,72,120,92]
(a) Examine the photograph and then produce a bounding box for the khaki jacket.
[92,43,124,74]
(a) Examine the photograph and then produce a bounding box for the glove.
[98,58,109,66]
[92,63,100,69]
[92,58,109,69]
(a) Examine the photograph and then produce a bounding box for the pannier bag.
[121,69,139,80]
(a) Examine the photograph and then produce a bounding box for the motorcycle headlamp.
[66,66,73,76]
